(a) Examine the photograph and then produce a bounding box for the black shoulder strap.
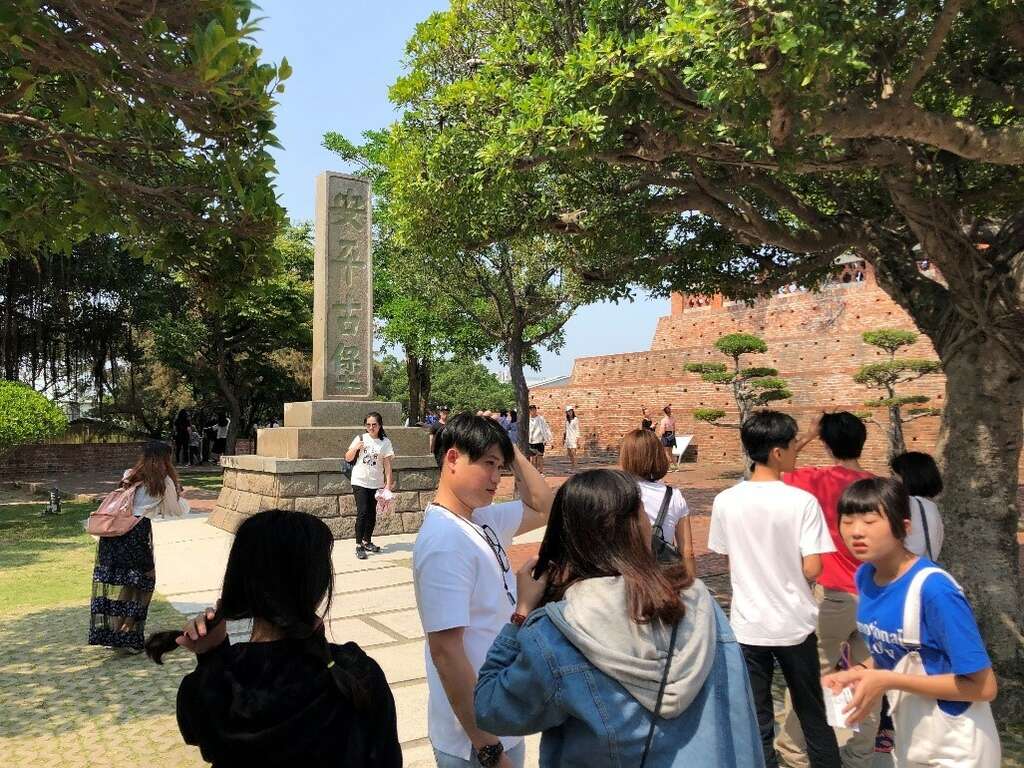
[916,498,933,560]
[640,620,681,768]
[654,485,674,533]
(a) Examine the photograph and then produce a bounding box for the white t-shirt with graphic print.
[348,433,394,489]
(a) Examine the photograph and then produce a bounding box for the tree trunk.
[421,358,432,423]
[405,350,424,425]
[508,333,531,453]
[937,332,1024,721]
[887,405,907,461]
[215,351,242,456]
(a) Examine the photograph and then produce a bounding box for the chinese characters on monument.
[313,172,373,400]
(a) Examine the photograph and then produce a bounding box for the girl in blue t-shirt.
[822,477,1000,767]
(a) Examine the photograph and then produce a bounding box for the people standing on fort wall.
[709,411,841,768]
[775,412,878,768]
[656,405,677,467]
[825,478,1000,768]
[563,405,580,471]
[174,510,402,768]
[619,428,696,580]
[473,469,763,767]
[528,404,552,474]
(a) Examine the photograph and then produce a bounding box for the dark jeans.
[741,632,840,768]
[175,434,189,464]
[353,484,378,544]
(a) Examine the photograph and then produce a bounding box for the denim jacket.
[475,598,764,767]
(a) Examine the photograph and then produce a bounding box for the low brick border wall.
[209,455,439,538]
[0,441,150,479]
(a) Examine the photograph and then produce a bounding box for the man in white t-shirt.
[709,410,840,768]
[414,413,554,768]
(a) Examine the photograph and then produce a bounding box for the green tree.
[0,1,287,268]
[429,358,515,415]
[153,222,314,452]
[0,381,67,451]
[688,333,792,428]
[855,329,942,461]
[387,0,1024,711]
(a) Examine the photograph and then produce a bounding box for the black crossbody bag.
[652,485,682,564]
[640,621,681,767]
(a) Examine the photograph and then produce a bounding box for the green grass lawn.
[0,499,98,613]
[180,472,223,494]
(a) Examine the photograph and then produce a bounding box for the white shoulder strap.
[901,566,962,647]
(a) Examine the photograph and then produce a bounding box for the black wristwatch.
[476,741,504,767]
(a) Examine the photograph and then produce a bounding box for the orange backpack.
[86,483,143,537]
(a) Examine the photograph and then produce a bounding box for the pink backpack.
[87,482,143,537]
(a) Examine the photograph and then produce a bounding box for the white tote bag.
[888,567,1001,767]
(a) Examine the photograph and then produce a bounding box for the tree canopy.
[0,0,288,272]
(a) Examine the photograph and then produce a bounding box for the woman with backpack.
[619,429,695,579]
[89,441,184,652]
[345,411,394,560]
[474,469,763,767]
[174,510,401,767]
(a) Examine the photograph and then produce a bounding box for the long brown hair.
[619,428,669,481]
[125,441,178,497]
[536,469,693,625]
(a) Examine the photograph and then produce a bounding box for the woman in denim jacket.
[475,469,764,767]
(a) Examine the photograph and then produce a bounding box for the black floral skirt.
[88,517,155,651]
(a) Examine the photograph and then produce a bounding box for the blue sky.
[251,0,667,379]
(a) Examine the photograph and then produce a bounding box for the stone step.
[257,426,430,459]
[284,399,403,427]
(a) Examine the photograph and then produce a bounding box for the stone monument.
[208,172,438,538]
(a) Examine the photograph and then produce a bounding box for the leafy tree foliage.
[0,381,67,451]
[387,0,1024,709]
[373,354,514,420]
[855,328,942,460]
[686,333,792,427]
[0,0,287,270]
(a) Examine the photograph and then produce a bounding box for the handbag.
[341,434,362,478]
[640,620,681,768]
[888,567,1001,767]
[87,483,143,537]
[652,486,682,564]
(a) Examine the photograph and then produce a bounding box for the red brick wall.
[532,278,1024,475]
[0,441,151,479]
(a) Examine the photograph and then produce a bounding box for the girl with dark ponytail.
[173,510,401,767]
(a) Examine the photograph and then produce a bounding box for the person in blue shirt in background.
[823,477,1000,767]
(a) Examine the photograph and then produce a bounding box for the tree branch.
[895,0,963,102]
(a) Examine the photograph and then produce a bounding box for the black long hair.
[364,411,387,440]
[220,510,368,710]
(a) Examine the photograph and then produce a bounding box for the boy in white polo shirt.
[709,410,840,768]
[413,413,553,768]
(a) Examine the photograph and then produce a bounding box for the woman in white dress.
[563,405,581,471]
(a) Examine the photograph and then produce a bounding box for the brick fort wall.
[531,269,1024,476]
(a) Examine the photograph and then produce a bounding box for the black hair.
[220,510,368,710]
[837,477,910,540]
[364,411,387,439]
[217,412,228,427]
[890,452,943,498]
[741,409,798,465]
[819,411,867,460]
[433,412,514,466]
[499,410,508,417]
[510,410,517,422]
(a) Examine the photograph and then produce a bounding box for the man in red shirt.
[776,412,879,768]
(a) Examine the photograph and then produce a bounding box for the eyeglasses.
[481,524,515,606]
[365,422,379,428]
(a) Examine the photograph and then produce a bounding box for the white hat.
[565,404,575,412]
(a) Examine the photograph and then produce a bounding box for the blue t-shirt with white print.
[855,557,991,716]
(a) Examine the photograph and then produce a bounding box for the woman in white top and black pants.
[346,411,395,560]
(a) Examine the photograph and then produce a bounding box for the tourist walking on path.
[709,410,841,768]
[775,412,877,768]
[474,469,763,767]
[429,406,450,461]
[507,409,518,445]
[824,478,1000,767]
[213,413,230,457]
[174,409,191,465]
[175,509,401,768]
[345,411,394,560]
[656,405,677,467]
[414,414,553,768]
[619,428,696,579]
[89,441,184,652]
[563,405,581,471]
[188,424,201,467]
[528,404,552,474]
[890,452,944,560]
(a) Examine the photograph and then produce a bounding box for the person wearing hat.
[563,405,581,471]
[429,406,450,464]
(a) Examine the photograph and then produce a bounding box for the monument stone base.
[208,399,438,539]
